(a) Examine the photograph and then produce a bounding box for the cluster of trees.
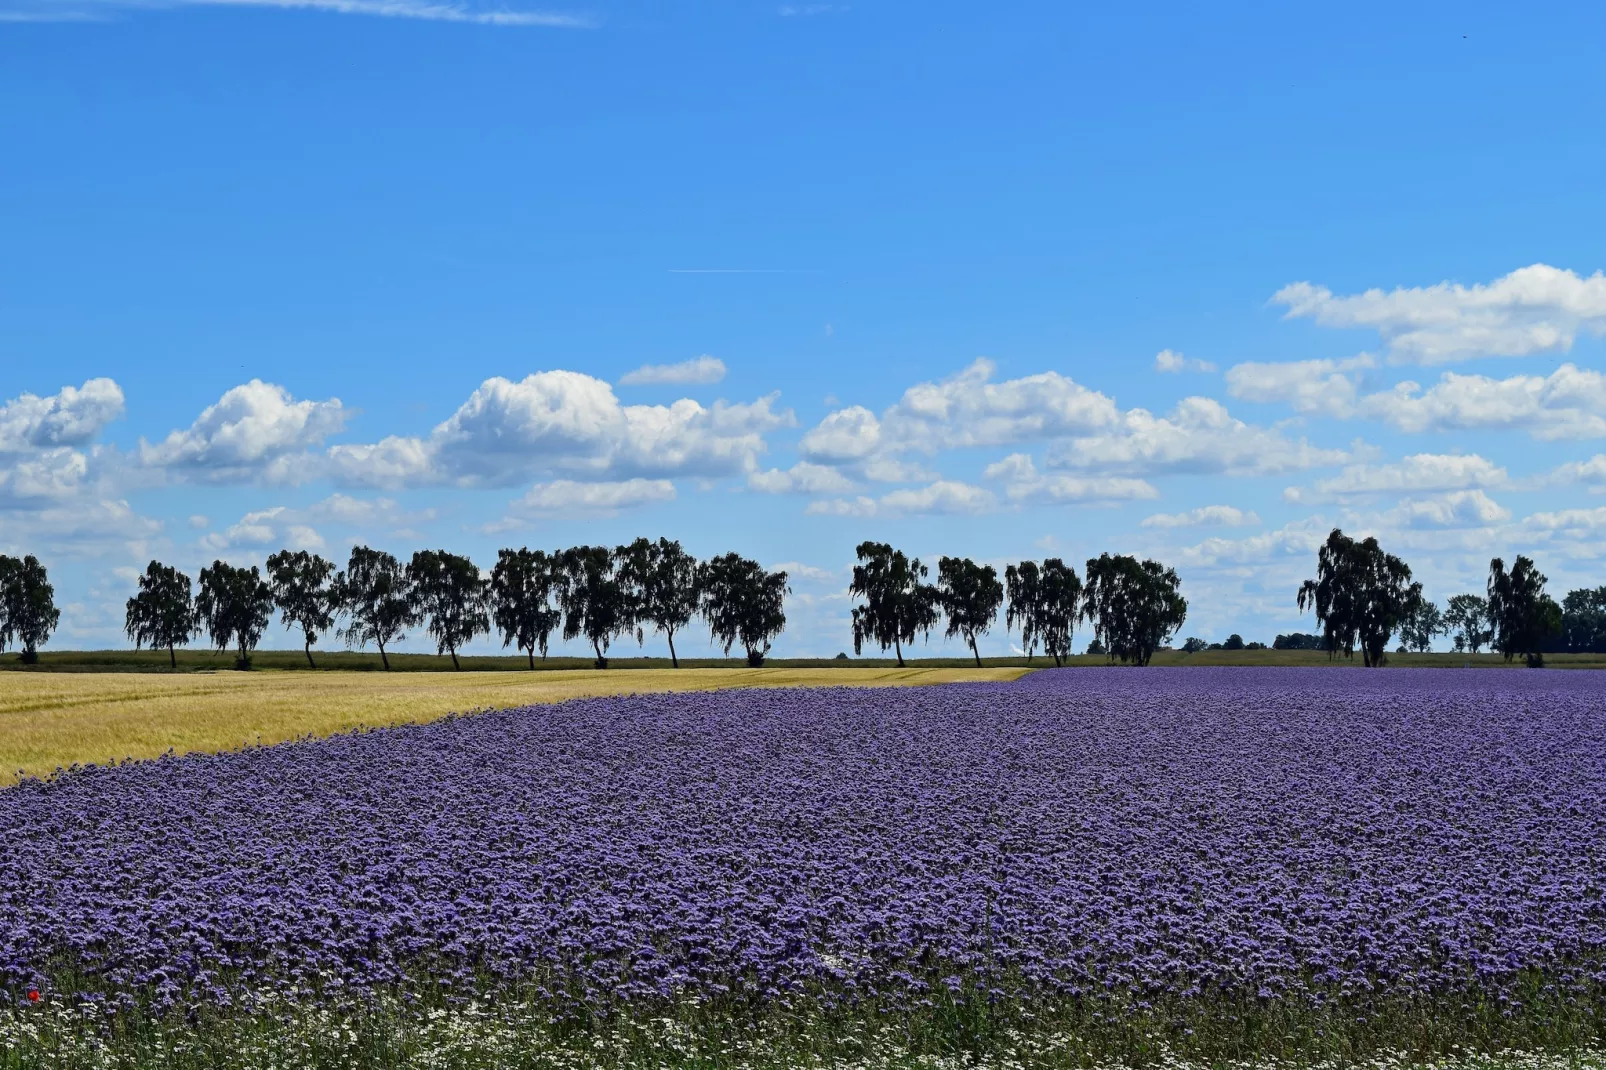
[1296,528,1593,668]
[847,542,1186,667]
[1181,634,1268,653]
[0,555,60,664]
[123,540,790,670]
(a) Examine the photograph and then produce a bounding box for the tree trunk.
[304,633,316,670]
[970,635,981,668]
[527,646,535,670]
[667,630,679,669]
[168,644,177,669]
[593,638,607,669]
[894,638,905,668]
[450,645,461,670]
[1053,652,1063,668]
[379,642,391,671]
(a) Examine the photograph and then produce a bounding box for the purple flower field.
[3,667,1605,1019]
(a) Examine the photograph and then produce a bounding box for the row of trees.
[1297,528,1584,667]
[846,541,1187,667]
[124,540,790,669]
[10,531,1603,667]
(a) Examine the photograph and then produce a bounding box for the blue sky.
[4,0,1606,657]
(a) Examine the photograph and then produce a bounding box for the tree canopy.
[559,545,628,668]
[1004,560,1045,661]
[1398,597,1445,653]
[1082,553,1187,666]
[1296,528,1419,667]
[616,537,702,668]
[408,549,490,670]
[935,556,1004,667]
[195,561,274,669]
[337,546,416,671]
[266,550,338,668]
[1560,587,1606,654]
[1038,559,1083,667]
[1488,555,1562,667]
[0,555,60,664]
[1444,594,1492,654]
[124,560,196,668]
[699,553,788,667]
[849,542,939,667]
[488,548,563,669]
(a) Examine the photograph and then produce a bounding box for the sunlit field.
[3,668,1606,1069]
[0,666,1027,783]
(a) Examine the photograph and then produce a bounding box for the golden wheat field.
[0,666,1029,784]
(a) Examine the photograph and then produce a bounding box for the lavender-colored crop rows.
[3,668,1606,1013]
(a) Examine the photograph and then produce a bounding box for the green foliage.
[1488,556,1563,668]
[935,557,1003,667]
[1003,561,1044,661]
[1399,598,1446,653]
[1445,594,1493,654]
[337,546,417,671]
[489,549,563,669]
[700,553,788,667]
[0,554,60,664]
[266,550,338,668]
[1561,587,1606,654]
[1181,636,1207,654]
[1222,633,1246,651]
[407,550,490,670]
[195,561,274,670]
[1081,553,1187,666]
[124,561,197,668]
[1003,559,1082,667]
[616,537,702,668]
[1297,529,1420,667]
[559,545,628,668]
[849,542,939,668]
[1037,560,1082,667]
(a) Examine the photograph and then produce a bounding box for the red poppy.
[26,989,39,1002]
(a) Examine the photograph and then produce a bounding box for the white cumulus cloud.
[1382,490,1511,529]
[1306,453,1508,497]
[1227,359,1606,440]
[983,453,1158,505]
[805,480,996,518]
[746,462,859,494]
[139,380,348,483]
[798,359,1120,476]
[1154,349,1217,374]
[327,370,791,488]
[0,378,124,452]
[1049,396,1349,477]
[1272,263,1606,364]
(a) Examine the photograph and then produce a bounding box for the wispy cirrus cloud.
[619,355,727,387]
[5,0,593,26]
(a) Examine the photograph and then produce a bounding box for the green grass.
[7,648,1605,673]
[3,979,1603,1070]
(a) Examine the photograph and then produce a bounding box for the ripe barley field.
[0,666,1028,784]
